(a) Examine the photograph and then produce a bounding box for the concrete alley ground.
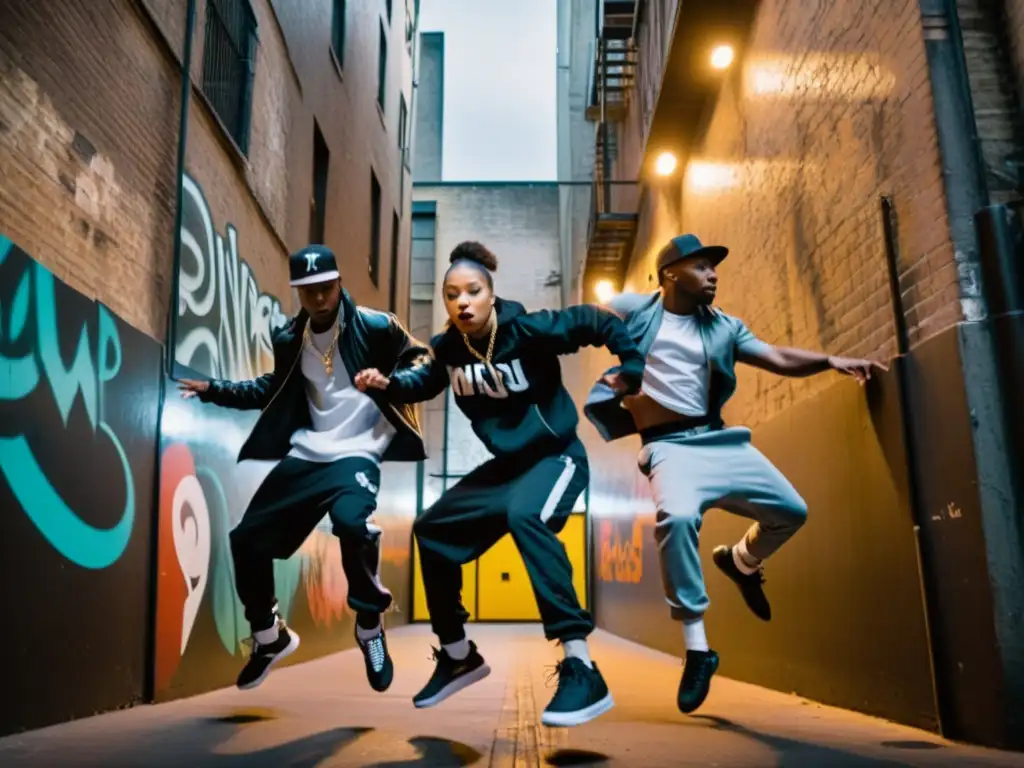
[0,624,1020,767]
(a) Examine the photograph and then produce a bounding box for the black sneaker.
[541,658,615,727]
[678,649,719,714]
[412,642,490,708]
[713,545,772,621]
[236,620,300,690]
[356,626,394,692]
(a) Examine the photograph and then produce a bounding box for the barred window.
[201,0,258,155]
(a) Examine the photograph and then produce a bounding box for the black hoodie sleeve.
[515,306,645,389]
[385,342,450,404]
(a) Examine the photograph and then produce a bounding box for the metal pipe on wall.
[880,195,945,735]
[166,0,197,376]
[145,0,196,703]
[915,0,1024,747]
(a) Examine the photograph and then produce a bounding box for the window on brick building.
[377,21,388,111]
[398,94,408,152]
[310,121,330,244]
[331,0,346,68]
[369,170,382,286]
[201,0,258,155]
[404,1,414,52]
[410,205,436,302]
[388,210,400,312]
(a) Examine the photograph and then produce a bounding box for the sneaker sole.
[237,632,301,691]
[413,663,492,708]
[541,692,615,728]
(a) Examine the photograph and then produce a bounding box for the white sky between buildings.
[418,0,558,181]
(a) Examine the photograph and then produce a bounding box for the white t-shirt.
[640,310,709,417]
[287,322,396,463]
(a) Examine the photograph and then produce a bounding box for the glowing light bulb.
[711,45,735,70]
[655,152,678,176]
[594,279,617,304]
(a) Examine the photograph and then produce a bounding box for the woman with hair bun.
[355,240,643,727]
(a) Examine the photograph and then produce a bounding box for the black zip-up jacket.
[385,298,644,459]
[197,289,428,463]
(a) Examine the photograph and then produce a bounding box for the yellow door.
[411,538,477,622]
[476,513,588,620]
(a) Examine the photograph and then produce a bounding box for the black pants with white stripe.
[414,438,593,644]
[230,455,393,633]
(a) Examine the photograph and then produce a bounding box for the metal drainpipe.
[166,0,197,376]
[880,196,945,735]
[917,0,1023,745]
[145,0,196,703]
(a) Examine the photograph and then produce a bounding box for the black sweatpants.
[230,455,392,632]
[413,439,593,644]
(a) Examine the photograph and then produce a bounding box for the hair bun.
[449,241,499,271]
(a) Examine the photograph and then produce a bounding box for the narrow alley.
[1,625,1020,767]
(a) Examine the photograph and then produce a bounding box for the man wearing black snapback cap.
[584,234,886,715]
[178,244,429,694]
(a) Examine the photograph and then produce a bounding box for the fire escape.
[584,1,640,294]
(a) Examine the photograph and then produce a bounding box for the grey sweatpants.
[638,426,808,621]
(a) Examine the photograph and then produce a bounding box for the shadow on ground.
[692,715,927,767]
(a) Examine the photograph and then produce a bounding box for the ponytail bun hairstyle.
[446,241,498,289]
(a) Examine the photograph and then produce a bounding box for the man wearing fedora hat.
[177,244,429,694]
[584,233,886,714]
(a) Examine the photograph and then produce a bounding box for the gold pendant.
[324,357,334,376]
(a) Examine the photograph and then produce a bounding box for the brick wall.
[272,0,415,314]
[623,0,959,429]
[0,1,180,339]
[0,0,417,348]
[954,0,1024,204]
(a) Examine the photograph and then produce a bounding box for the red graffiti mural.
[598,517,646,584]
[155,443,211,691]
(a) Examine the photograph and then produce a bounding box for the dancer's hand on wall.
[355,368,390,391]
[177,379,211,399]
[827,356,888,384]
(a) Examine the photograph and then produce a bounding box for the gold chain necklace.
[304,322,341,376]
[461,316,507,394]
[461,317,497,364]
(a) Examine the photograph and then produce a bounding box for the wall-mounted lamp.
[594,279,617,304]
[654,151,678,176]
[710,44,735,70]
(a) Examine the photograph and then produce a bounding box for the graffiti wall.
[155,385,415,700]
[173,172,288,381]
[0,236,161,735]
[154,172,415,701]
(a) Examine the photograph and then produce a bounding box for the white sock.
[733,538,760,575]
[682,618,709,652]
[562,639,594,669]
[443,637,470,660]
[253,623,279,645]
[356,621,382,641]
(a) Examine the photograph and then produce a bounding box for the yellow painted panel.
[476,514,588,620]
[411,538,477,622]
